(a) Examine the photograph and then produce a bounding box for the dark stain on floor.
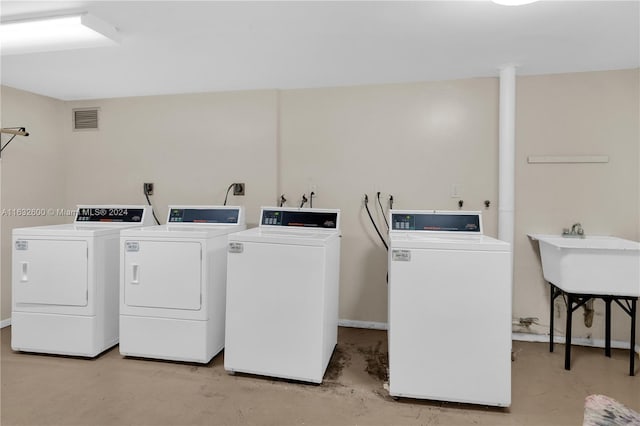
[325,345,351,381]
[357,340,388,381]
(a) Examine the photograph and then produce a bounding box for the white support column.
[498,65,516,253]
[0,158,3,325]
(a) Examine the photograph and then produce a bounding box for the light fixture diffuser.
[492,0,539,5]
[0,13,120,56]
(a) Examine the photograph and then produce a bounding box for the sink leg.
[550,284,555,353]
[565,293,573,370]
[605,298,612,358]
[630,299,636,377]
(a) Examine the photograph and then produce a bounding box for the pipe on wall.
[498,65,516,258]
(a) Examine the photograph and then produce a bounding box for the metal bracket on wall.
[527,155,609,164]
[0,127,29,158]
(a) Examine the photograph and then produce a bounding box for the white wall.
[63,90,279,226]
[2,69,638,349]
[514,69,640,344]
[279,79,500,323]
[0,86,67,322]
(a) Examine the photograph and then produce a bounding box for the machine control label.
[125,241,140,252]
[15,240,28,250]
[392,249,411,261]
[228,242,243,253]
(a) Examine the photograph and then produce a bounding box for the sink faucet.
[562,223,585,238]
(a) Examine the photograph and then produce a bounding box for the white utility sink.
[529,235,640,297]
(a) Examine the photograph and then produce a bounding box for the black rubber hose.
[223,183,234,206]
[144,191,161,225]
[364,194,388,250]
[377,192,389,231]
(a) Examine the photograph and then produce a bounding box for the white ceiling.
[1,1,638,101]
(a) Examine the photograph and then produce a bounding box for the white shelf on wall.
[527,155,609,164]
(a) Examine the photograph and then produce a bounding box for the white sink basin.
[529,234,640,296]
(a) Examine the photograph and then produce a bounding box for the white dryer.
[388,210,512,407]
[225,207,341,383]
[12,205,152,357]
[119,206,245,363]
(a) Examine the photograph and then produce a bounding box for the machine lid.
[13,223,134,237]
[121,223,246,238]
[390,210,483,235]
[166,205,245,225]
[390,232,510,251]
[75,205,152,225]
[259,207,340,231]
[228,226,339,246]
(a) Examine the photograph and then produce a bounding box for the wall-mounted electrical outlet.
[450,183,462,198]
[144,182,154,195]
[233,183,245,196]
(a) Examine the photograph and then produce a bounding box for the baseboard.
[512,332,640,354]
[335,325,639,353]
[338,319,388,330]
[2,315,635,352]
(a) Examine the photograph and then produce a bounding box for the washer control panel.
[168,207,241,224]
[391,211,482,234]
[75,206,145,223]
[261,208,339,229]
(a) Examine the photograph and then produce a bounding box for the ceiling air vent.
[73,108,99,131]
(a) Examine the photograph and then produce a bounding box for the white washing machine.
[388,210,512,407]
[225,207,341,383]
[12,205,152,357]
[119,205,245,363]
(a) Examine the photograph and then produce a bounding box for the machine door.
[124,240,202,310]
[388,247,511,405]
[225,241,325,379]
[13,239,88,306]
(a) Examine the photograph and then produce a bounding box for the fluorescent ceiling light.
[0,13,120,56]
[492,0,539,5]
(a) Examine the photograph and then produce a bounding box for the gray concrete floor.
[1,326,638,426]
